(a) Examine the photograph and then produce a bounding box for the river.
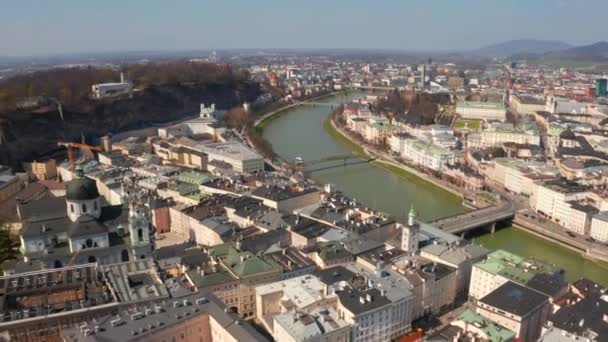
[261,91,608,285]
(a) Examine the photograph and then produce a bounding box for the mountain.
[542,41,608,61]
[472,39,573,57]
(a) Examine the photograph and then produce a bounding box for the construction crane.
[55,249,81,284]
[57,141,106,172]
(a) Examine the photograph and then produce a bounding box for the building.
[476,281,551,342]
[251,185,321,213]
[0,167,23,201]
[9,167,153,271]
[61,293,269,342]
[221,248,282,319]
[595,78,607,98]
[448,310,516,342]
[529,179,592,233]
[590,211,608,243]
[545,95,587,114]
[0,260,169,340]
[476,121,540,148]
[393,137,455,171]
[315,266,415,342]
[24,159,57,180]
[420,242,489,298]
[200,142,264,174]
[255,275,351,342]
[469,249,566,302]
[456,101,507,121]
[510,94,546,115]
[447,77,465,90]
[489,158,559,196]
[91,73,132,99]
[547,279,608,340]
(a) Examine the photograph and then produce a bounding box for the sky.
[1,0,606,56]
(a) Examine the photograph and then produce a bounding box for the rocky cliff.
[0,80,262,168]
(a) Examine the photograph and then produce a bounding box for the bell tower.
[401,204,419,254]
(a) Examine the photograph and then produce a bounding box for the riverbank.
[325,112,465,200]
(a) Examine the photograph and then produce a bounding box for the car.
[566,232,576,238]
[586,237,596,243]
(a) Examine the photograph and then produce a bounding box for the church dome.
[66,166,99,201]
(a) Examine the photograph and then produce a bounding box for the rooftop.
[453,309,516,342]
[479,281,549,317]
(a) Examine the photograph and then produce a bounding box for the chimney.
[101,136,112,153]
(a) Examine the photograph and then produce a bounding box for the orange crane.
[55,249,81,284]
[57,141,105,172]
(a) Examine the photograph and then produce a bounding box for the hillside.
[542,41,608,62]
[473,39,572,57]
[0,62,263,167]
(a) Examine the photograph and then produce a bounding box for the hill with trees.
[0,61,263,167]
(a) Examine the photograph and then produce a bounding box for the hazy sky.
[1,0,606,56]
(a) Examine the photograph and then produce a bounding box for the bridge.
[429,201,516,234]
[299,102,337,107]
[348,85,395,91]
[286,154,377,173]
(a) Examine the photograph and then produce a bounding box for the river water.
[262,91,608,285]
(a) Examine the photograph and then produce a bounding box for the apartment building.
[315,266,415,342]
[474,121,541,148]
[393,138,455,171]
[255,275,350,342]
[420,242,489,298]
[476,281,551,342]
[222,249,282,319]
[510,94,546,115]
[590,211,608,242]
[489,158,559,196]
[456,101,506,121]
[529,179,593,234]
[469,250,566,302]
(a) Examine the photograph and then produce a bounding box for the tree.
[0,223,18,271]
[224,107,250,130]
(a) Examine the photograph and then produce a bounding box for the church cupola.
[66,166,102,222]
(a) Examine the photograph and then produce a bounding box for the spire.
[408,204,416,227]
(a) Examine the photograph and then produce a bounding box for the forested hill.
[0,61,263,167]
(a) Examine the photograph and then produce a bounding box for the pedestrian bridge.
[429,201,516,234]
[289,154,377,172]
[299,102,337,107]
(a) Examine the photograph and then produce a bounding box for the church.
[9,166,153,272]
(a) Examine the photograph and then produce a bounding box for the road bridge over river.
[429,201,516,234]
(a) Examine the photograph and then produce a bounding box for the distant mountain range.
[472,39,608,62]
[473,39,573,57]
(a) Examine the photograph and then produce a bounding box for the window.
[82,203,87,212]
[94,201,98,211]
[70,204,74,213]
[138,228,143,242]
[86,239,94,248]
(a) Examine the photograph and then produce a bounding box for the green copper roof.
[225,249,279,277]
[455,310,516,342]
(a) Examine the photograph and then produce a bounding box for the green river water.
[261,91,608,285]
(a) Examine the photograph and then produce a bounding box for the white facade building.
[456,101,506,121]
[200,142,264,173]
[91,73,132,99]
[590,211,608,243]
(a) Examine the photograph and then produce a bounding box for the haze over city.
[2,0,608,56]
